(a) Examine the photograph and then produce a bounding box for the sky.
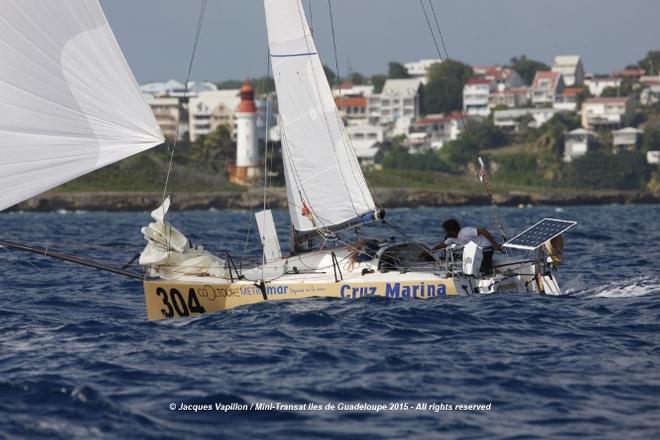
[101,0,660,84]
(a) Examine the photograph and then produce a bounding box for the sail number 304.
[156,287,207,318]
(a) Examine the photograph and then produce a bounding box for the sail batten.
[265,0,377,233]
[0,1,164,211]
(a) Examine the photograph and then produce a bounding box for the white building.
[612,127,643,152]
[141,79,217,98]
[377,78,423,124]
[408,112,465,150]
[489,87,530,110]
[585,76,622,97]
[144,94,181,141]
[581,97,634,130]
[474,66,524,88]
[552,55,585,87]
[641,84,660,106]
[463,78,495,116]
[404,59,443,78]
[188,89,241,142]
[346,124,384,166]
[563,128,595,162]
[647,151,660,165]
[493,108,559,132]
[531,71,564,106]
[553,87,583,112]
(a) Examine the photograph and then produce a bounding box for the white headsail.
[0,1,164,211]
[264,0,377,232]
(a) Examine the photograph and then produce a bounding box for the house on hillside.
[552,55,585,86]
[346,124,384,166]
[335,96,369,126]
[641,84,660,106]
[493,108,558,132]
[188,90,241,142]
[463,78,495,116]
[376,78,423,125]
[474,65,524,88]
[144,95,181,141]
[585,75,622,97]
[531,71,564,106]
[404,59,443,78]
[612,127,643,153]
[553,87,584,112]
[564,128,596,162]
[581,96,635,130]
[408,112,465,150]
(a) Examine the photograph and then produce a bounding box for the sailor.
[431,219,502,272]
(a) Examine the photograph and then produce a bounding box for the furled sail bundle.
[264,0,377,232]
[0,1,164,211]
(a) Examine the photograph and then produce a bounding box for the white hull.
[143,246,559,321]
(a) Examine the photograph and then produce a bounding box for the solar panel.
[503,218,577,251]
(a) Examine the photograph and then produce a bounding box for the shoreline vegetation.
[11,187,660,212]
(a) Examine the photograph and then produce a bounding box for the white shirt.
[445,226,492,248]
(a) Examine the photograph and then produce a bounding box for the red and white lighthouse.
[230,80,261,185]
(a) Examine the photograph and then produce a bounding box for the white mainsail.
[264,0,377,233]
[0,1,164,211]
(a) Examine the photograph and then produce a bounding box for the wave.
[585,276,660,298]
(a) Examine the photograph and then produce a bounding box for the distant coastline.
[8,189,660,212]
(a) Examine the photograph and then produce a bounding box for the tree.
[349,72,366,85]
[381,136,448,171]
[387,62,409,79]
[528,112,581,181]
[638,50,660,75]
[441,136,480,167]
[371,74,386,94]
[510,55,550,85]
[644,124,660,151]
[564,151,651,190]
[422,59,473,114]
[323,65,337,86]
[188,125,234,170]
[465,119,509,149]
[600,80,634,98]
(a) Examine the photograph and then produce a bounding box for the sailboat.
[138,0,576,320]
[0,1,576,322]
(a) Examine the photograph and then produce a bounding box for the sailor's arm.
[477,228,502,250]
[431,241,448,251]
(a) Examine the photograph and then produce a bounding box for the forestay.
[0,1,164,211]
[264,0,376,232]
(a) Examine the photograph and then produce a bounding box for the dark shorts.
[480,247,494,273]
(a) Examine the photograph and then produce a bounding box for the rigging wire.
[326,0,382,212]
[417,0,509,246]
[419,0,444,63]
[161,0,208,250]
[427,0,451,61]
[260,47,273,277]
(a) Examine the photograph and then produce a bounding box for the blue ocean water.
[1,205,659,439]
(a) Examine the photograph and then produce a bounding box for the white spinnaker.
[0,1,164,211]
[264,0,376,232]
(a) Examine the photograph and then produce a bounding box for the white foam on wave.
[590,276,660,298]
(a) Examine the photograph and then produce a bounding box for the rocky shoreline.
[8,189,660,212]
